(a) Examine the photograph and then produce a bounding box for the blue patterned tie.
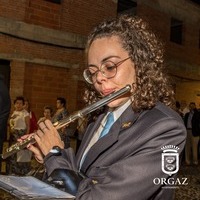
[99,112,114,138]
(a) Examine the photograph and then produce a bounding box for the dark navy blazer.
[45,102,186,200]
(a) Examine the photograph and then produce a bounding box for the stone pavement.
[174,163,200,200]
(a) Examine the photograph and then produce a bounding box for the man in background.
[51,97,69,147]
[184,102,200,165]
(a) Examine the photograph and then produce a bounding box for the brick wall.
[10,61,25,100]
[0,0,117,120]
[23,63,80,119]
[25,0,61,29]
[0,0,28,21]
[60,0,117,35]
[1,31,85,117]
[0,0,117,34]
[1,0,200,115]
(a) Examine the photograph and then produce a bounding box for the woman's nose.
[95,70,107,83]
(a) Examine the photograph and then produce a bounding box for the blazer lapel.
[81,105,141,173]
[76,113,106,166]
[81,121,120,173]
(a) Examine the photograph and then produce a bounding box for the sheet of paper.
[0,175,75,199]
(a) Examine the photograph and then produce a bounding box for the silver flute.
[1,85,131,159]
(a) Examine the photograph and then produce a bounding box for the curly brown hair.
[84,15,174,112]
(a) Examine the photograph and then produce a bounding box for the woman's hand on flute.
[27,143,44,164]
[33,119,64,156]
[19,133,45,164]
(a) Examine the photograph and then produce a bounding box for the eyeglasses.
[83,57,131,84]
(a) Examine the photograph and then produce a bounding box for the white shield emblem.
[162,150,179,176]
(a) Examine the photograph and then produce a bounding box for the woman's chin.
[107,97,129,108]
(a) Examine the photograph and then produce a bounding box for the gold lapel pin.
[122,122,132,128]
[92,179,98,184]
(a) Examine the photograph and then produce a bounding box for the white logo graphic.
[161,145,179,176]
[153,145,188,188]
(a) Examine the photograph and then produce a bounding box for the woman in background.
[24,99,38,134]
[38,105,53,124]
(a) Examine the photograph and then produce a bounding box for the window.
[190,0,200,6]
[117,0,137,14]
[45,0,61,4]
[170,18,183,45]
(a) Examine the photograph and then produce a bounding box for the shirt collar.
[110,99,132,122]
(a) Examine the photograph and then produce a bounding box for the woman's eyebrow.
[88,55,121,67]
[88,64,98,68]
[101,55,120,63]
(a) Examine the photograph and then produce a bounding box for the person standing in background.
[175,101,184,119]
[10,96,30,141]
[9,96,31,175]
[24,99,38,134]
[0,75,11,171]
[37,105,53,124]
[180,100,189,117]
[184,102,200,166]
[51,97,69,148]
